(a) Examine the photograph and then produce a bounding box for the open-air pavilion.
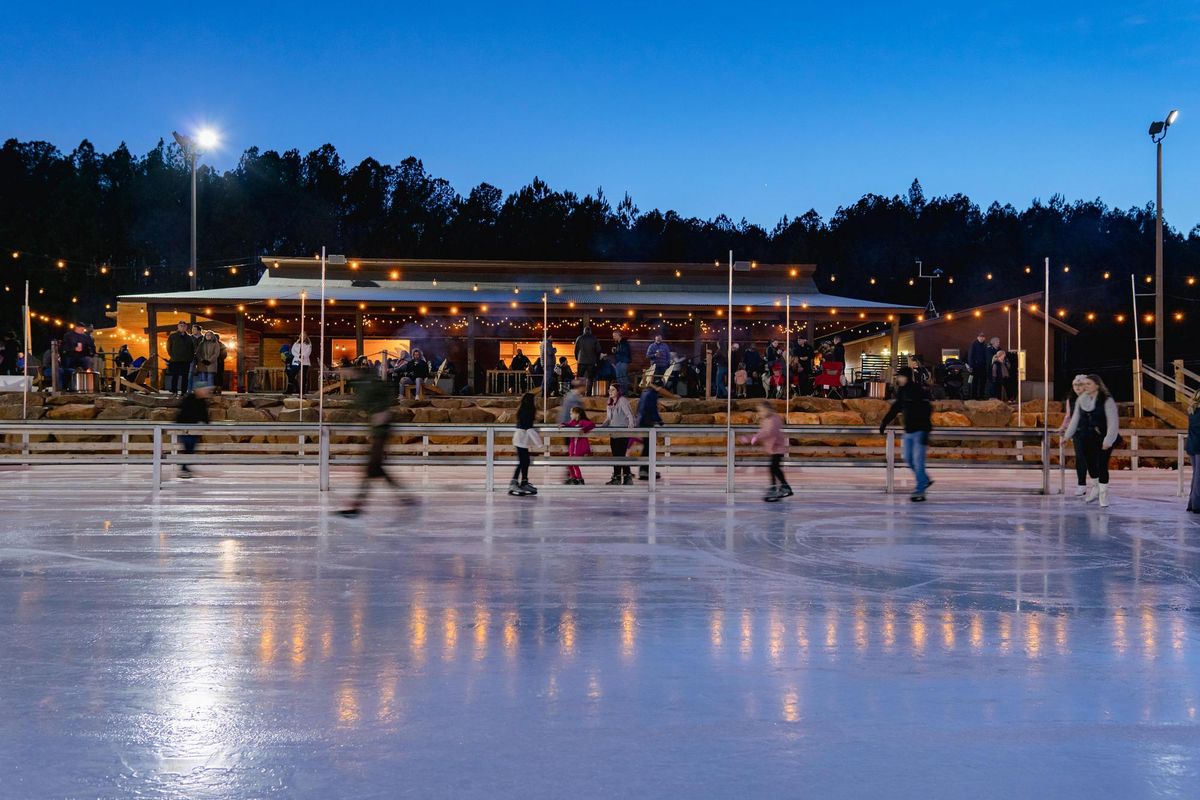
[113,258,922,393]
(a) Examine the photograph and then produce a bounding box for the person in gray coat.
[600,383,635,484]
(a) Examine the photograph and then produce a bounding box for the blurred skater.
[879,366,934,501]
[175,383,212,478]
[339,365,409,518]
[742,400,791,501]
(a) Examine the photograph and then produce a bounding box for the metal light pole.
[1148,109,1178,396]
[172,128,220,293]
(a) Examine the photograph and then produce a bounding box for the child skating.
[562,406,595,485]
[742,401,792,501]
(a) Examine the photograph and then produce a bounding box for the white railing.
[1,421,1189,496]
[0,421,1052,493]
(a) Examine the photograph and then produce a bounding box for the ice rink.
[2,465,1199,799]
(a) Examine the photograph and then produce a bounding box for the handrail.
[1140,361,1197,401]
[0,420,1062,497]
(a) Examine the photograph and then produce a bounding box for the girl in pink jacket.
[563,406,595,485]
[742,401,792,501]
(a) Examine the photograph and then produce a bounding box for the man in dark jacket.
[611,331,632,396]
[879,367,934,501]
[646,334,671,380]
[166,322,195,396]
[62,323,95,380]
[0,331,20,375]
[509,349,531,372]
[574,326,600,389]
[966,333,990,400]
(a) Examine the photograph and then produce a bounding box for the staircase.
[1133,359,1196,429]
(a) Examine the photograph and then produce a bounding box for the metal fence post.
[885,430,895,494]
[1058,438,1065,496]
[648,430,657,494]
[319,425,330,491]
[1041,431,1050,495]
[485,427,495,492]
[151,425,162,491]
[725,428,735,494]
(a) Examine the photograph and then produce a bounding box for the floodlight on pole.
[1148,108,1178,395]
[172,127,222,294]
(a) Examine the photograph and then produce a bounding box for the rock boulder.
[963,399,1011,427]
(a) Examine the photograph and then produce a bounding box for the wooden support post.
[805,319,815,346]
[467,314,477,392]
[355,313,364,359]
[1132,358,1143,418]
[235,312,246,392]
[1174,358,1185,403]
[888,317,901,382]
[146,304,159,391]
[692,318,702,359]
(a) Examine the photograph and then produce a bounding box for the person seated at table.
[552,356,574,396]
[509,349,531,372]
[115,344,135,380]
[400,348,430,397]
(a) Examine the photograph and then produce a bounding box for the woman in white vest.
[291,333,313,394]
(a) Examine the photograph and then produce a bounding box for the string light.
[1103,271,1111,280]
[1024,266,1031,274]
[1086,312,1096,321]
[57,260,65,269]
[985,273,993,280]
[390,270,400,280]
[1116,314,1126,323]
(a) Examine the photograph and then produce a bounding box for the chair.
[120,355,156,394]
[814,360,845,399]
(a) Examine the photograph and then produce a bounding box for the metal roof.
[120,276,923,313]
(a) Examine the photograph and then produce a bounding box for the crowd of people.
[165,321,228,395]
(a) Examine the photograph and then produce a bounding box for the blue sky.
[2,1,1197,230]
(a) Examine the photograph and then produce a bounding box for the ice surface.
[1,466,1198,799]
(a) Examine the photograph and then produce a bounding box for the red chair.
[814,361,844,399]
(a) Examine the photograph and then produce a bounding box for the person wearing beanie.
[1060,375,1090,497]
[879,366,934,501]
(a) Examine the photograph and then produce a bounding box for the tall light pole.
[172,127,220,292]
[1148,109,1178,394]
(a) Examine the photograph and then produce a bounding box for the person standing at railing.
[741,400,792,502]
[1061,375,1090,496]
[338,365,410,518]
[509,393,541,496]
[174,384,211,479]
[562,406,595,485]
[879,366,934,502]
[600,382,635,485]
[1062,374,1120,508]
[636,386,663,481]
[1184,393,1200,514]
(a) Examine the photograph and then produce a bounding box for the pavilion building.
[113,258,922,392]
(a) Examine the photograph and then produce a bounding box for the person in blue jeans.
[611,330,632,395]
[879,366,934,501]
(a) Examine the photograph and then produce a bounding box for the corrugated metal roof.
[120,277,923,312]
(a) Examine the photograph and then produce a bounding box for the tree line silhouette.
[2,136,1198,375]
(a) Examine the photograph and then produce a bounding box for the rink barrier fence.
[0,422,1190,496]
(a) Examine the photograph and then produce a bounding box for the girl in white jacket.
[509,393,542,496]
